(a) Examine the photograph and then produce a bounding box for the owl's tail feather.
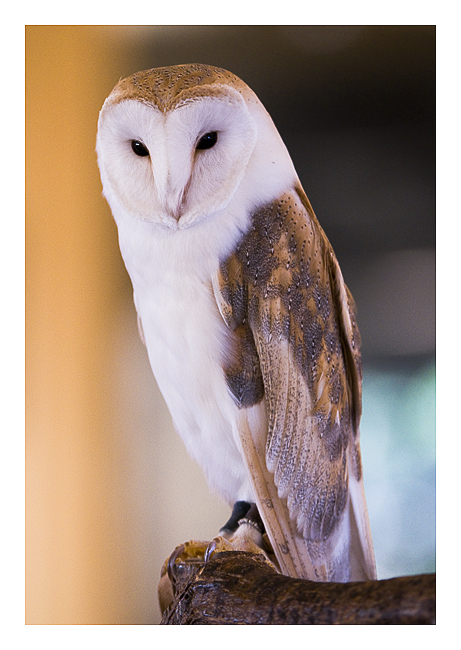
[347,464,377,580]
[238,407,324,581]
[238,408,376,582]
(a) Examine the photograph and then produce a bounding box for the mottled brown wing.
[216,185,376,581]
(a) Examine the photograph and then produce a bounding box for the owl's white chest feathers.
[115,205,257,504]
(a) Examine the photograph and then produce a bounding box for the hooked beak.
[161,174,192,228]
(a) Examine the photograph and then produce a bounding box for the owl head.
[96,64,296,231]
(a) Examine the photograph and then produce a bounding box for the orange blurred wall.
[26,25,129,624]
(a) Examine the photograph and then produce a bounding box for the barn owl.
[96,64,376,583]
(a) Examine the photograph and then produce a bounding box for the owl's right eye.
[196,131,218,150]
[131,140,150,157]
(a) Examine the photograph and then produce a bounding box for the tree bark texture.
[159,550,435,625]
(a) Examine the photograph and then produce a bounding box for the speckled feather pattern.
[107,64,247,113]
[217,186,363,543]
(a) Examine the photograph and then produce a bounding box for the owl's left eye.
[131,140,150,157]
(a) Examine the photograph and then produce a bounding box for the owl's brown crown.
[107,63,247,112]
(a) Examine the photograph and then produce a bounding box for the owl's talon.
[205,535,235,562]
[167,543,186,582]
[159,540,209,612]
[203,503,278,572]
[163,540,210,581]
[204,540,216,562]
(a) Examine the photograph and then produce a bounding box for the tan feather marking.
[217,186,374,580]
[104,64,248,113]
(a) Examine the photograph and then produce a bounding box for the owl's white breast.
[113,200,257,504]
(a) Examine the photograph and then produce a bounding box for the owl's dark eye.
[196,131,218,150]
[131,140,150,157]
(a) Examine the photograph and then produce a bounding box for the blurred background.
[26,25,435,624]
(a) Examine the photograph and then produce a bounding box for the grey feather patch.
[224,325,265,408]
[218,187,365,543]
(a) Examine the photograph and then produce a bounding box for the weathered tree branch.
[159,549,435,625]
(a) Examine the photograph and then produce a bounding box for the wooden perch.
[159,548,435,625]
